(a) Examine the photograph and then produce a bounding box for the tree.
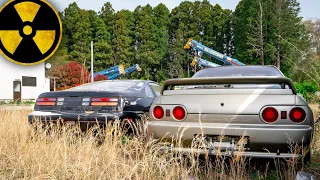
[99,2,116,39]
[151,3,170,82]
[169,1,196,78]
[247,1,265,65]
[291,20,320,86]
[94,74,108,81]
[234,0,260,65]
[134,5,158,80]
[113,10,135,67]
[92,17,113,72]
[234,0,309,75]
[63,3,92,63]
[48,61,90,90]
[304,19,320,55]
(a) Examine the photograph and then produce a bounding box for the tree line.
[49,0,319,88]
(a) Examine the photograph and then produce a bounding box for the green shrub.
[294,81,319,102]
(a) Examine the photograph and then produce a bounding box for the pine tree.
[63,3,92,63]
[152,3,170,82]
[92,17,113,72]
[234,0,309,75]
[134,5,157,80]
[113,10,135,67]
[99,2,116,37]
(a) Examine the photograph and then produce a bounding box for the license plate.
[204,135,249,150]
[65,121,76,125]
[206,142,232,149]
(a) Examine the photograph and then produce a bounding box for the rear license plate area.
[201,135,250,151]
[64,121,76,125]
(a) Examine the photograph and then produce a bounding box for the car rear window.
[183,84,290,90]
[67,81,142,91]
[192,66,284,78]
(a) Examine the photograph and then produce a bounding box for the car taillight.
[172,106,186,121]
[262,107,278,123]
[91,97,118,106]
[289,107,306,123]
[36,97,56,106]
[153,106,164,120]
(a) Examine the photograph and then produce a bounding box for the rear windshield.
[192,66,284,78]
[183,84,290,90]
[67,81,143,92]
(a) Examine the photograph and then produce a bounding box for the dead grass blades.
[0,107,318,179]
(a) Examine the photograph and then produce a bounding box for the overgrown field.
[0,105,319,179]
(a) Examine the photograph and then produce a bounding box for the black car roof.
[66,79,158,92]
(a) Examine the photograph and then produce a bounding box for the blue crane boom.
[184,38,245,66]
[191,56,221,68]
[107,64,142,80]
[93,65,125,77]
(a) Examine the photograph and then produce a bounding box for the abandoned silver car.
[147,66,314,159]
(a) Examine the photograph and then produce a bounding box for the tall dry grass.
[0,107,318,179]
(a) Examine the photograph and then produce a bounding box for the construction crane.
[95,64,142,80]
[184,38,245,66]
[191,56,221,68]
[93,65,125,78]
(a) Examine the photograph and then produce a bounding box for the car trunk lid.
[161,89,295,114]
[35,91,123,113]
[160,77,297,115]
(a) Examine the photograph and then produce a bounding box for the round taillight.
[173,106,186,121]
[289,107,306,123]
[262,107,278,123]
[153,106,164,120]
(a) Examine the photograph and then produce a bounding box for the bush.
[294,81,319,102]
[94,74,108,81]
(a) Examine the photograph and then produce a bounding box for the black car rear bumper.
[28,111,143,124]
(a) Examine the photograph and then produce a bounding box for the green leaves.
[49,1,310,84]
[234,0,309,75]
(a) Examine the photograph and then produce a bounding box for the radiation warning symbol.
[0,0,62,65]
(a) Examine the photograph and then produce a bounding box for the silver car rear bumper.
[147,121,313,158]
[148,121,312,143]
[158,147,302,158]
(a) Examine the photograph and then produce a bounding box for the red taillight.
[153,106,164,120]
[172,106,186,121]
[262,107,278,123]
[91,97,118,106]
[37,98,56,102]
[36,97,56,106]
[289,107,306,123]
[91,98,118,102]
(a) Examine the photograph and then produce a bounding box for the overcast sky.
[0,0,319,20]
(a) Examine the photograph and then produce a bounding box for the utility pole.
[53,77,56,91]
[91,41,94,82]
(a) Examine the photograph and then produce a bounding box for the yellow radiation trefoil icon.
[0,0,62,66]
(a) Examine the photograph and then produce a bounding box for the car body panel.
[28,80,160,125]
[147,66,314,158]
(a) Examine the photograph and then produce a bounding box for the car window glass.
[150,84,161,96]
[145,85,154,97]
[67,81,139,91]
[183,84,289,90]
[192,66,283,78]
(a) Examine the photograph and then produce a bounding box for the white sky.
[0,0,319,20]
[47,0,319,20]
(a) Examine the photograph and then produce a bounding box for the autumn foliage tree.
[49,61,91,91]
[94,74,108,81]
